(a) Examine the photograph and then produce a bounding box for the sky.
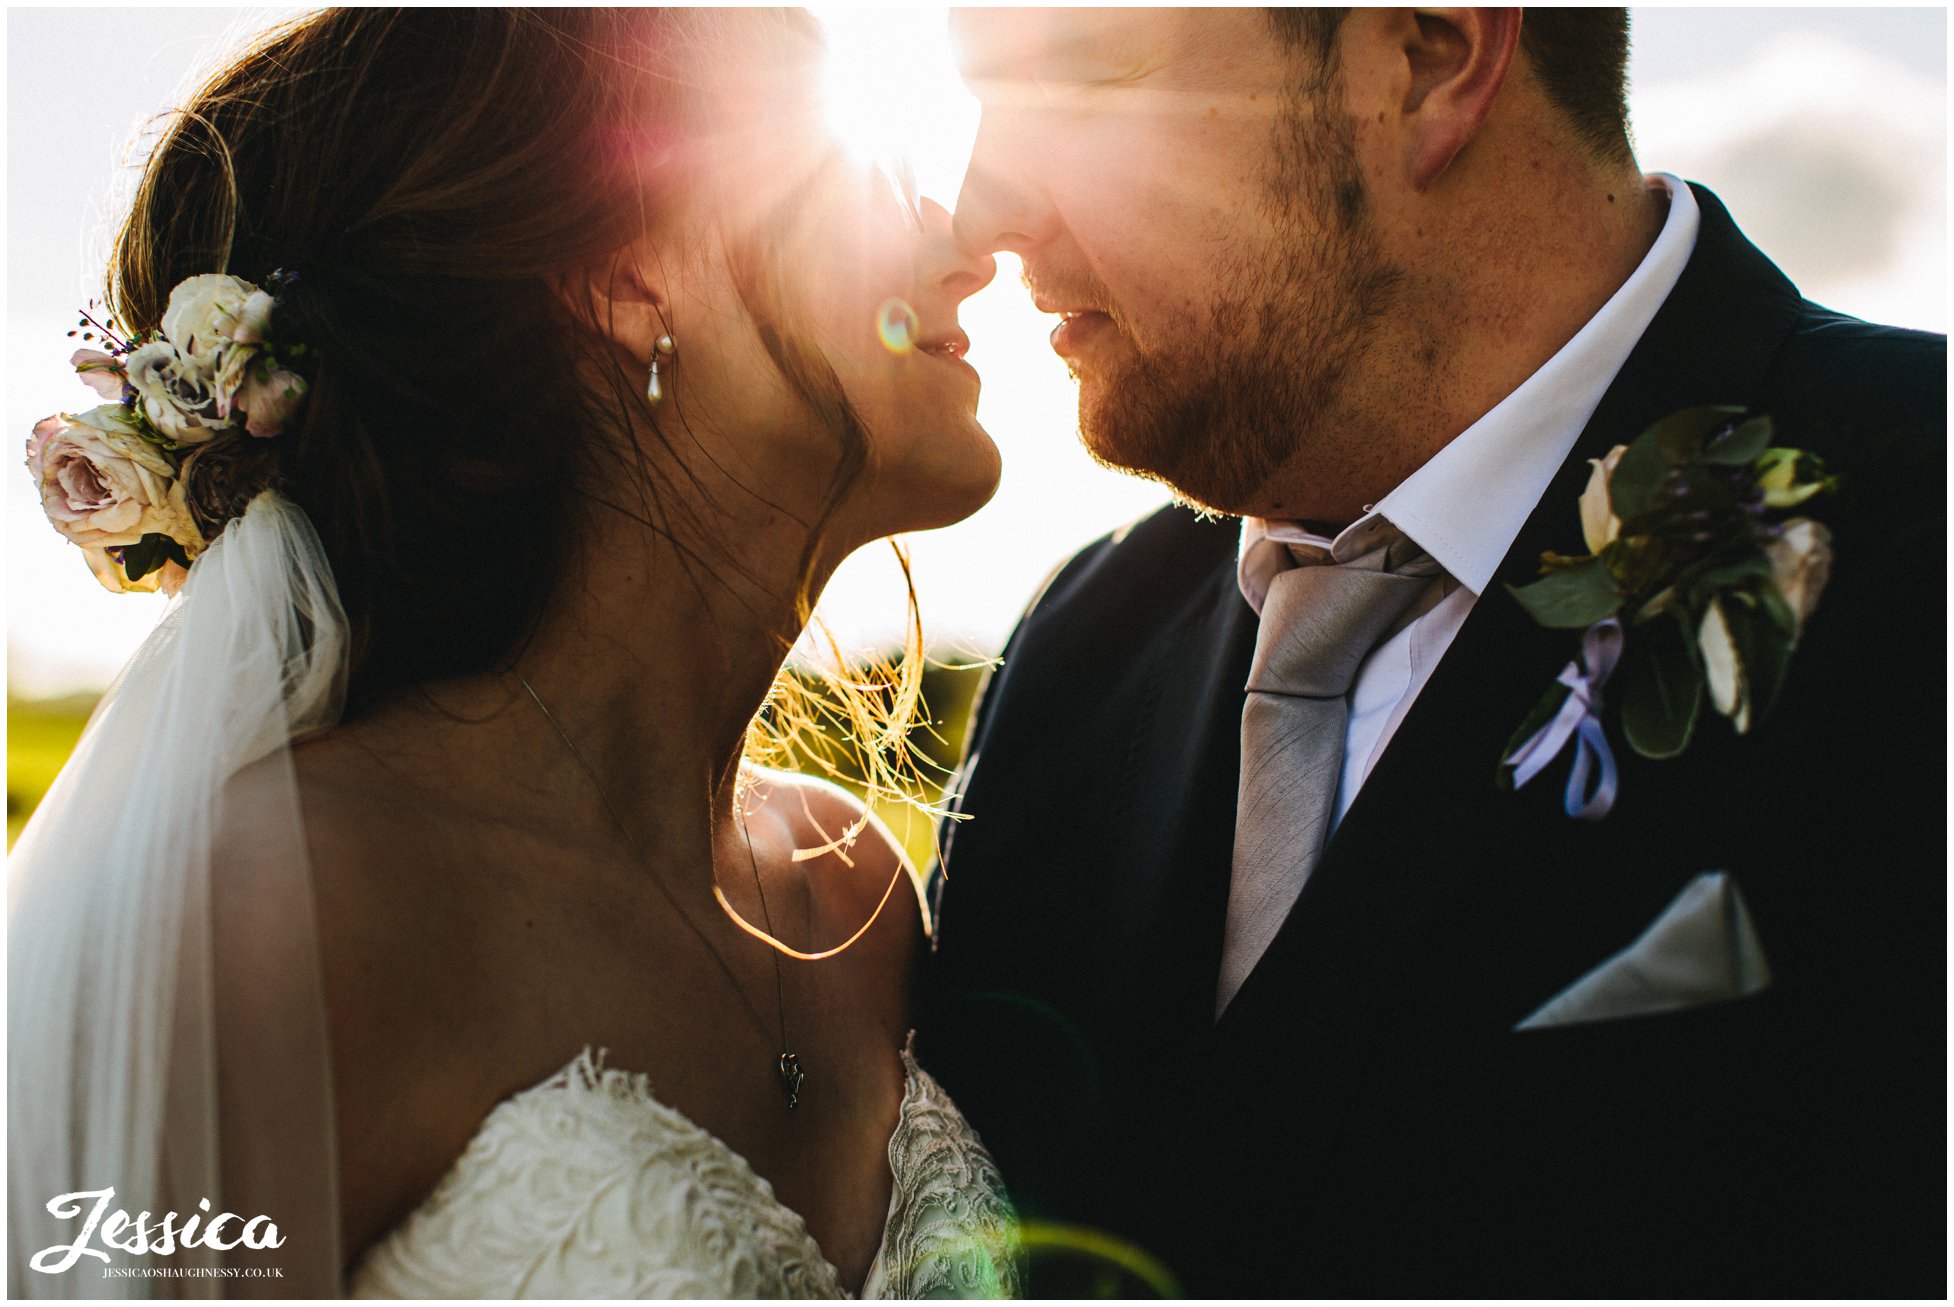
[6,7,1947,698]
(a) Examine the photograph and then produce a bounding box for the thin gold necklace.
[515,672,804,1110]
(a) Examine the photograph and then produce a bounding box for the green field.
[8,695,98,848]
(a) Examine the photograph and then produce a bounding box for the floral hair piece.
[26,272,310,594]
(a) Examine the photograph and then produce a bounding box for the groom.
[919,8,1944,1297]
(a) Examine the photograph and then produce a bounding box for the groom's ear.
[1386,8,1521,191]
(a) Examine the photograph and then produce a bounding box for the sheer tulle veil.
[10,491,346,1297]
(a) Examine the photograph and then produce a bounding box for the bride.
[10,8,1018,1299]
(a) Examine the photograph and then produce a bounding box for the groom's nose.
[921,197,996,301]
[952,115,1062,259]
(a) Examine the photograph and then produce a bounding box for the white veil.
[10,491,347,1298]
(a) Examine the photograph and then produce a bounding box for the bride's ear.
[567,241,671,365]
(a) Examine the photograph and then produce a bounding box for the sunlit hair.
[108,7,937,813]
[748,545,942,816]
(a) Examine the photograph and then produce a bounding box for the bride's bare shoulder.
[743,767,929,963]
[218,731,504,1260]
[286,723,422,836]
[277,726,498,1040]
[212,733,428,905]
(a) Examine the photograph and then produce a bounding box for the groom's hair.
[1267,8,1632,166]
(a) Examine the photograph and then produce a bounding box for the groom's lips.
[1045,309,1114,359]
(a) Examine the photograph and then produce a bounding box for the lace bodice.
[346,1036,1020,1299]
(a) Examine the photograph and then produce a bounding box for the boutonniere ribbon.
[1504,616,1622,819]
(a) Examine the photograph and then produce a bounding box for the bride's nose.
[918,197,996,303]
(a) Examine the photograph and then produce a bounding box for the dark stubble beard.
[1076,60,1402,516]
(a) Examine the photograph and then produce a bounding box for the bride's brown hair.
[109,7,935,801]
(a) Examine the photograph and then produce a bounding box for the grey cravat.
[1216,535,1439,1016]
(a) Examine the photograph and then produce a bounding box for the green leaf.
[118,532,190,585]
[1498,680,1572,790]
[119,539,163,584]
[1654,404,1748,464]
[1678,548,1773,608]
[1700,414,1773,465]
[1605,427,1668,522]
[1620,613,1703,759]
[1724,591,1794,725]
[1755,580,1799,644]
[1507,556,1623,629]
[1631,584,1678,624]
[1609,406,1748,520]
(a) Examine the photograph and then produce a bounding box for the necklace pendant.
[777,1051,805,1110]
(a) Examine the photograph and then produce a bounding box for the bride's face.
[649,29,1000,551]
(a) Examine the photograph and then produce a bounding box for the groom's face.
[951,8,1397,514]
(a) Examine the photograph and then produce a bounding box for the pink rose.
[25,407,202,575]
[70,349,127,400]
[234,364,308,437]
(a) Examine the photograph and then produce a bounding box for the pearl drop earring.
[646,333,676,404]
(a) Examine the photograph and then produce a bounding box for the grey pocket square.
[1516,871,1773,1031]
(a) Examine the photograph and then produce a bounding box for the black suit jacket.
[919,186,1945,1297]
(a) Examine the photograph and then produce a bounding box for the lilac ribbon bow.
[1505,617,1623,820]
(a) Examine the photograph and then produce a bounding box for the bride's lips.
[917,330,978,380]
[917,330,969,361]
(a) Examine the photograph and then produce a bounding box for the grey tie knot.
[1246,540,1439,699]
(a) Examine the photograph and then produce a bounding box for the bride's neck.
[384,490,835,869]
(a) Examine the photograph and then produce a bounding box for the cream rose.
[26,407,203,566]
[212,345,258,421]
[1579,444,1628,555]
[1763,517,1833,640]
[234,289,276,345]
[160,274,264,370]
[125,341,226,444]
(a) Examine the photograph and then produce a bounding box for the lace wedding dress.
[346,1034,1020,1299]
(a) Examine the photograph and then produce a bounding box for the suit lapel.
[1106,557,1259,1065]
[1202,185,1808,1060]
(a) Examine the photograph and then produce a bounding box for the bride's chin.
[867,444,1002,536]
[923,431,1003,527]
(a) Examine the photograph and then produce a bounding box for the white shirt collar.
[1239,173,1701,613]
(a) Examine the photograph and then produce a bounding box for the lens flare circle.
[877,297,920,354]
[1015,1221,1183,1298]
